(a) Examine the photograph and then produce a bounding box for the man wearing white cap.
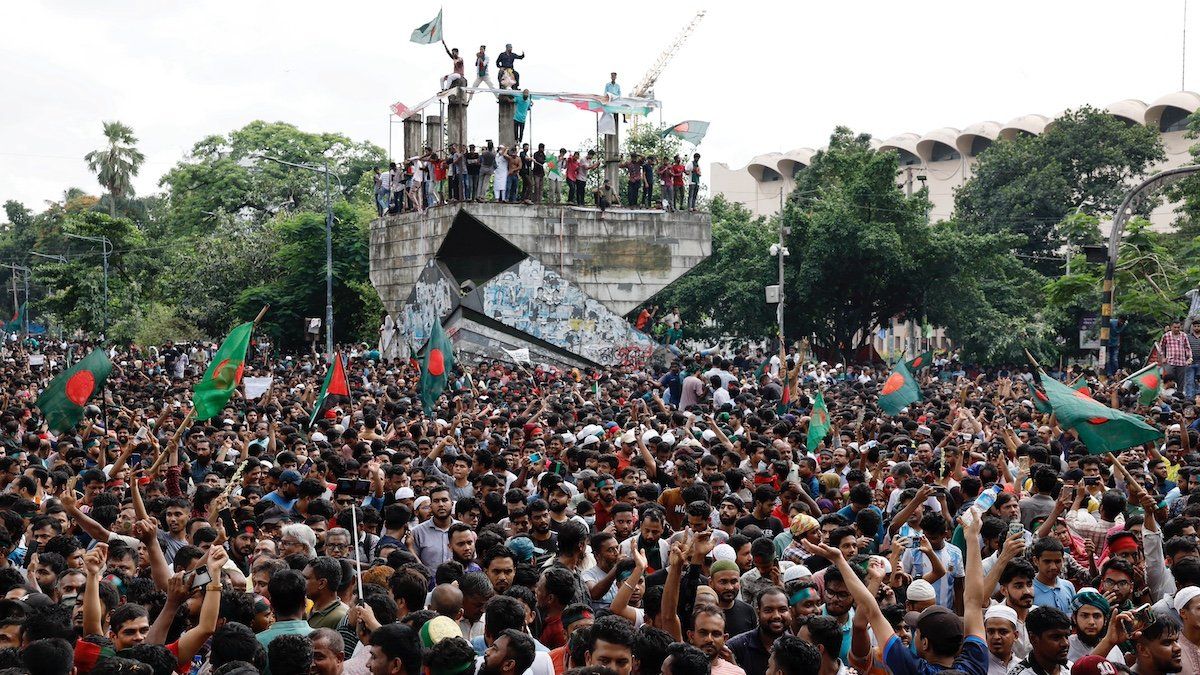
[1177,585,1200,673]
[983,605,1020,675]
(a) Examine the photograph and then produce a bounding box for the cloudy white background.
[1,0,1194,211]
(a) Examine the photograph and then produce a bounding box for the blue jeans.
[506,175,518,202]
[375,187,389,216]
[463,175,475,200]
[1187,363,1200,399]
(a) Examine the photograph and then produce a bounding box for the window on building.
[968,136,992,156]
[928,142,961,162]
[1159,106,1191,133]
[760,168,782,182]
[895,149,920,166]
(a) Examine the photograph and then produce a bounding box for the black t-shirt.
[735,515,785,539]
[466,152,481,175]
[533,151,546,176]
[723,599,758,637]
[530,531,559,555]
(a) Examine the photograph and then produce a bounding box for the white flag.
[410,9,443,44]
[244,376,273,400]
[503,347,531,364]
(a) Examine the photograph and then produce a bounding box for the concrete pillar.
[447,100,468,149]
[604,115,621,188]
[402,115,423,160]
[425,115,443,154]
[498,97,515,149]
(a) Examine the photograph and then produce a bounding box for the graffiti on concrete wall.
[481,258,655,366]
[398,262,456,351]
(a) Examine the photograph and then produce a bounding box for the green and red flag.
[310,352,352,426]
[1039,370,1162,455]
[905,350,934,371]
[420,319,455,416]
[776,371,792,416]
[1124,363,1162,406]
[1030,376,1089,414]
[879,361,921,416]
[36,349,112,433]
[807,389,831,451]
[193,322,254,421]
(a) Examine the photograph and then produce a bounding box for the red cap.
[1070,655,1117,675]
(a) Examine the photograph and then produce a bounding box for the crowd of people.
[0,325,1195,675]
[373,148,703,216]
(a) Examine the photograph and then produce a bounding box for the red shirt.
[671,163,686,186]
[541,609,566,649]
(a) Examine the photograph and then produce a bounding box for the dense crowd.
[0,332,1194,675]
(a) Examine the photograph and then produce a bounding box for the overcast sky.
[2,0,1195,212]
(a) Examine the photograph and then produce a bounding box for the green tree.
[235,202,382,351]
[955,106,1163,269]
[641,196,776,338]
[84,121,146,218]
[782,128,939,358]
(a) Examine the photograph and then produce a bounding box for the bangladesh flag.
[36,349,112,433]
[1039,371,1162,455]
[879,361,921,416]
[777,371,792,416]
[807,389,831,451]
[193,322,254,421]
[3,303,25,333]
[420,319,455,416]
[1125,363,1162,406]
[1031,377,1089,414]
[906,350,934,371]
[310,352,352,426]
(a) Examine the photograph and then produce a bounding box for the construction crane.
[631,9,706,101]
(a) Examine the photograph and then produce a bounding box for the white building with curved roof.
[711,90,1200,230]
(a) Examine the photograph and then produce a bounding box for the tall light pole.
[64,232,111,338]
[253,155,338,363]
[0,264,29,337]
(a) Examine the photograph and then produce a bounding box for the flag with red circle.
[1038,370,1161,455]
[879,360,921,416]
[420,319,456,416]
[193,321,254,421]
[36,349,112,433]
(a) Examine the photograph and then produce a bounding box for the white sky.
[1,0,1195,211]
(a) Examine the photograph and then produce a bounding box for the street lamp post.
[253,155,338,363]
[64,233,112,339]
[0,264,29,337]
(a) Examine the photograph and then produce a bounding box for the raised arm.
[173,548,227,666]
[82,543,108,637]
[660,538,688,641]
[803,539,894,647]
[960,508,985,639]
[610,547,647,624]
[133,518,171,590]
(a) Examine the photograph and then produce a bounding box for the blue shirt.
[514,96,532,122]
[261,490,296,512]
[1033,576,1076,614]
[883,634,988,675]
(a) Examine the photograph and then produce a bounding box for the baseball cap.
[1071,655,1116,675]
[279,469,302,485]
[915,606,963,642]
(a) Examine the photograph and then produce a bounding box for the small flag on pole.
[807,389,831,451]
[661,120,710,145]
[410,9,443,44]
[502,347,531,364]
[390,101,410,117]
[1122,363,1163,406]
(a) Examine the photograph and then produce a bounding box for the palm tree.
[84,121,145,217]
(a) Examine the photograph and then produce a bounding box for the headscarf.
[1069,589,1111,617]
[791,513,819,537]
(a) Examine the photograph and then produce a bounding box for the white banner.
[244,376,273,400]
[502,347,531,364]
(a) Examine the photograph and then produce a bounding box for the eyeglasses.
[1101,578,1131,589]
[281,539,302,547]
[824,590,851,600]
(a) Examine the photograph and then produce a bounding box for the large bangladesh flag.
[906,350,934,371]
[36,349,112,432]
[420,320,455,416]
[807,389,831,451]
[310,352,351,426]
[1124,363,1162,406]
[879,361,921,416]
[1040,371,1162,455]
[193,322,253,421]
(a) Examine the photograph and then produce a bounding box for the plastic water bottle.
[188,655,203,675]
[973,484,1003,513]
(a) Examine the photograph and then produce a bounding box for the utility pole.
[778,187,785,345]
[0,264,30,338]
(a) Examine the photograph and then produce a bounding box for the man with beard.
[227,521,257,575]
[983,605,1020,675]
[480,628,537,675]
[818,565,857,663]
[618,508,670,573]
[1178,585,1200,673]
[727,587,789,675]
[716,495,743,538]
[594,474,618,530]
[409,486,457,572]
[527,500,559,555]
[689,604,746,675]
[459,572,494,641]
[582,532,621,611]
[1007,606,1072,675]
[1067,590,1119,662]
[995,557,1036,659]
[710,559,757,637]
[482,545,516,595]
[448,523,480,572]
[545,476,574,532]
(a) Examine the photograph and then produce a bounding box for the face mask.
[582,516,596,527]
